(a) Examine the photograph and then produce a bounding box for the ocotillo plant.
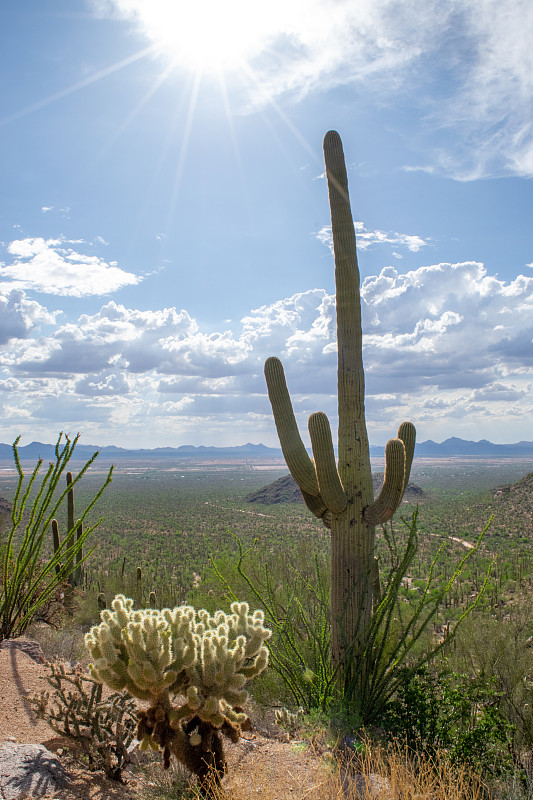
[0,432,112,642]
[264,131,416,686]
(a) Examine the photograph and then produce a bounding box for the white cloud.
[1,260,532,445]
[75,371,132,397]
[97,0,533,178]
[1,237,142,297]
[317,222,430,255]
[0,289,58,344]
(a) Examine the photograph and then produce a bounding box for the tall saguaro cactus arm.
[264,356,318,497]
[264,130,416,675]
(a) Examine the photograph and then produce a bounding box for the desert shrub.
[208,511,493,726]
[341,511,493,724]
[382,667,511,776]
[209,535,336,712]
[453,604,533,795]
[30,659,137,781]
[134,759,197,800]
[26,620,88,662]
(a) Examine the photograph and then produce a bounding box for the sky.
[1,0,532,450]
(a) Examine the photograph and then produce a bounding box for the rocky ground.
[0,640,338,800]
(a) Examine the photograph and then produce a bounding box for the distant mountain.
[0,440,283,461]
[413,438,533,457]
[246,473,425,505]
[0,437,532,462]
[368,437,533,457]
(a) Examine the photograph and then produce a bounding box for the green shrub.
[382,667,511,775]
[453,604,533,794]
[210,511,493,727]
[210,535,336,712]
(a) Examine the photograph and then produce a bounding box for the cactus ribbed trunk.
[51,470,84,588]
[264,130,416,688]
[327,130,375,668]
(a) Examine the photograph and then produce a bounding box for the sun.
[120,0,294,75]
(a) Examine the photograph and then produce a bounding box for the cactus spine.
[264,131,416,680]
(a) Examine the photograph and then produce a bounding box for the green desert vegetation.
[1,131,533,797]
[1,451,533,797]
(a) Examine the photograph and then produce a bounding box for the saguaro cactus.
[264,131,415,681]
[52,471,84,588]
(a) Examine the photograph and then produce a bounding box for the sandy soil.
[0,640,333,800]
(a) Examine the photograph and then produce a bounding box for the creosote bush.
[85,594,270,796]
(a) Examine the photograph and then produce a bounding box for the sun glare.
[130,0,292,75]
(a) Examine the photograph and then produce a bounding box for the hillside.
[488,471,533,535]
[0,497,12,527]
[246,473,426,505]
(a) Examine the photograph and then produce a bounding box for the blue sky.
[1,0,532,449]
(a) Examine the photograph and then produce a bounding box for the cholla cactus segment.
[84,595,271,726]
[275,706,305,734]
[85,595,196,700]
[186,601,271,726]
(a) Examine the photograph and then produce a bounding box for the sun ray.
[239,60,320,164]
[0,45,156,127]
[215,72,253,214]
[164,71,203,231]
[84,59,179,174]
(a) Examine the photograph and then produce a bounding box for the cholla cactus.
[274,706,304,738]
[85,594,270,794]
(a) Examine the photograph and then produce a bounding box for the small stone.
[0,743,70,799]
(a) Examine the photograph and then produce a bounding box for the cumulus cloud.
[16,300,254,378]
[0,237,141,297]
[75,371,132,397]
[1,260,532,445]
[0,289,58,344]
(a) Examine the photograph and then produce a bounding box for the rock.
[0,640,46,664]
[351,773,394,799]
[0,743,69,799]
[126,741,153,766]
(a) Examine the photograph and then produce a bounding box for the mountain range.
[1,437,533,461]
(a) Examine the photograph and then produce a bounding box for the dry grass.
[164,738,490,800]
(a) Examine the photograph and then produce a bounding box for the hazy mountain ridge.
[0,437,532,461]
